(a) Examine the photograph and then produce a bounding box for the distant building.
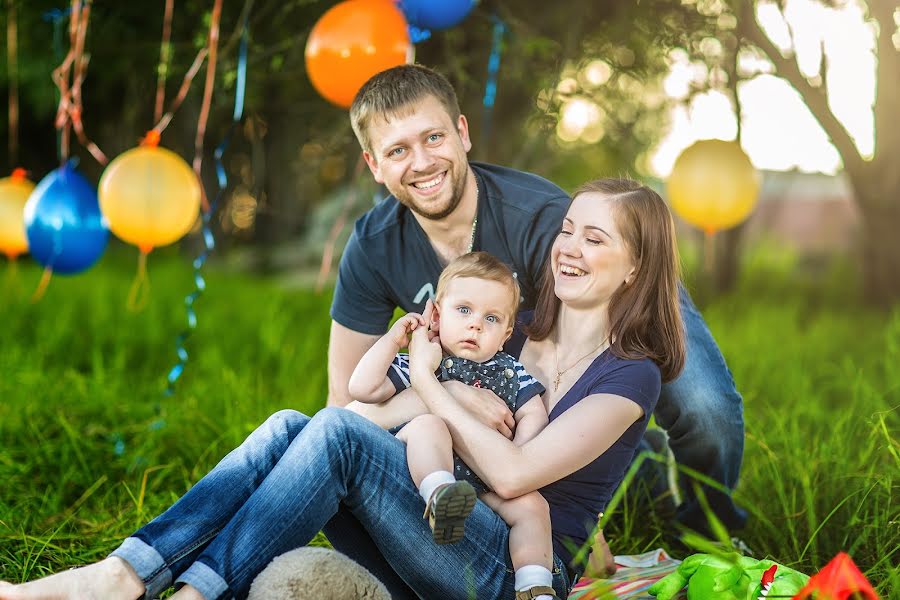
[672,170,860,255]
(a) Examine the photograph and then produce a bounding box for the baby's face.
[434,277,514,363]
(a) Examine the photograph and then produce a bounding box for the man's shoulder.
[473,162,570,213]
[351,196,404,244]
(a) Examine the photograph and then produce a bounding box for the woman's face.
[551,193,636,309]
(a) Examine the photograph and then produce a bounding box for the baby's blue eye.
[457,306,470,314]
[485,315,499,323]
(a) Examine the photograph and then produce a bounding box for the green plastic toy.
[648,553,809,600]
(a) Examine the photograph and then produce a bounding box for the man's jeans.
[111,408,569,600]
[636,286,748,534]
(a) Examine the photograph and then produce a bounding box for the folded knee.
[405,413,447,434]
[504,491,550,519]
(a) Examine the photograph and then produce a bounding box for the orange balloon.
[0,169,36,259]
[305,0,412,109]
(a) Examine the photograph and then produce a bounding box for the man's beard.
[394,166,468,221]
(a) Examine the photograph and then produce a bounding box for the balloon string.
[316,155,366,293]
[126,251,151,312]
[3,256,19,299]
[7,0,19,166]
[166,5,251,395]
[192,0,223,213]
[152,47,208,135]
[30,267,53,303]
[51,0,107,166]
[153,0,175,125]
[43,8,68,160]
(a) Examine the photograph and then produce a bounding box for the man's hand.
[443,380,516,440]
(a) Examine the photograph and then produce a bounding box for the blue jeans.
[110,408,570,600]
[637,286,747,533]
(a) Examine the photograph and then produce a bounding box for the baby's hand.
[389,313,426,349]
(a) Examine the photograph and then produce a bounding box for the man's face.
[434,277,513,362]
[362,95,472,221]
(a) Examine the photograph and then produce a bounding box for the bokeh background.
[0,0,897,596]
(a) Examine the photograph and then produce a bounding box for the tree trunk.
[849,172,900,307]
[713,222,747,295]
[856,202,900,307]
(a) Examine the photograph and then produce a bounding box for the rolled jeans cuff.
[109,537,171,600]
[176,560,230,600]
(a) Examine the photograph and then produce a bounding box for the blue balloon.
[24,162,108,274]
[399,0,475,31]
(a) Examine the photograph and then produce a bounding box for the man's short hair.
[435,252,520,326]
[350,64,461,155]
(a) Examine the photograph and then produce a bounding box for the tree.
[699,0,898,305]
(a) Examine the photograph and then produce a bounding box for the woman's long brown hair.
[524,178,686,382]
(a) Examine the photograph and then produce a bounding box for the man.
[328,64,747,539]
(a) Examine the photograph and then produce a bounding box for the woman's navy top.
[505,312,661,568]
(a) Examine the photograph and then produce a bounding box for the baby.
[349,251,559,600]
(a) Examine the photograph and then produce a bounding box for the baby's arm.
[348,314,425,403]
[511,396,549,446]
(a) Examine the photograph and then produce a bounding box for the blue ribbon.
[408,25,432,43]
[481,15,507,149]
[165,9,251,396]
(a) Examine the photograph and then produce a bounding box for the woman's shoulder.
[583,352,662,412]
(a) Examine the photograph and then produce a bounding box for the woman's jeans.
[110,408,569,600]
[639,287,748,534]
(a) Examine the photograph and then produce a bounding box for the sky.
[649,0,877,176]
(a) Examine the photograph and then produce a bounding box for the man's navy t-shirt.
[506,312,662,568]
[331,162,570,334]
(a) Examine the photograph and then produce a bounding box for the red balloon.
[305,0,412,109]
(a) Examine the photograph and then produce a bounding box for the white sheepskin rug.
[248,547,391,600]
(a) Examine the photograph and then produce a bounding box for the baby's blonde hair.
[435,252,520,325]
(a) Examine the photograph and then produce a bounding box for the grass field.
[1,248,898,597]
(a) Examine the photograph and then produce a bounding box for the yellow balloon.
[667,139,760,233]
[99,144,201,253]
[0,169,36,259]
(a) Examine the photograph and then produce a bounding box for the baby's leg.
[397,414,454,486]
[482,491,555,599]
[400,414,476,545]
[346,388,429,429]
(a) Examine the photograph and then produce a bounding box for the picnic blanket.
[567,549,686,600]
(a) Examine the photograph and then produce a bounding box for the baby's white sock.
[514,565,554,599]
[418,470,456,504]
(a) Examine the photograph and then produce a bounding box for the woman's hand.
[442,381,515,439]
[408,300,443,379]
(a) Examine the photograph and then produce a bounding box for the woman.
[0,178,684,600]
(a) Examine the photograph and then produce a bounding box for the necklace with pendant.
[553,339,608,392]
[466,180,479,253]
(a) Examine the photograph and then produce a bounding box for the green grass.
[1,248,898,596]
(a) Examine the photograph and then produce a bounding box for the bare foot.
[0,557,144,600]
[169,584,205,600]
[586,529,617,578]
